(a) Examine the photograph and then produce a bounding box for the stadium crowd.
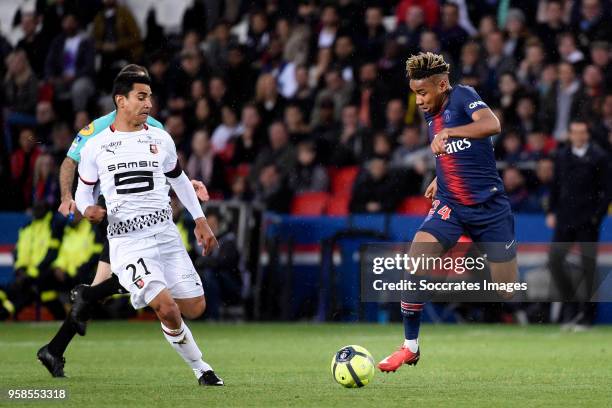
[1,0,611,321]
[1,0,611,216]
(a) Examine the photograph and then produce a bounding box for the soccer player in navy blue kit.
[378,52,518,372]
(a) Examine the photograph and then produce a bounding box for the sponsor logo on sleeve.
[79,122,95,136]
[468,101,487,109]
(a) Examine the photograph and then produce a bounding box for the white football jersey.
[78,124,178,238]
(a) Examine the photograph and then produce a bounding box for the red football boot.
[377,346,420,372]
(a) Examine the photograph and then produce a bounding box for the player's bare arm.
[58,157,78,216]
[431,110,500,155]
[424,177,437,200]
[83,205,106,224]
[194,218,218,256]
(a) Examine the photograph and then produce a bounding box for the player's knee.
[183,297,206,319]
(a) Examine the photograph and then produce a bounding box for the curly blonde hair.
[406,52,450,80]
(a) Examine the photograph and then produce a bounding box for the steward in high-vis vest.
[10,202,66,319]
[53,214,103,289]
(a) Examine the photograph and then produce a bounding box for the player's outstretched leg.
[37,344,66,378]
[38,261,122,377]
[70,262,123,335]
[379,232,445,373]
[378,302,423,372]
[150,290,223,386]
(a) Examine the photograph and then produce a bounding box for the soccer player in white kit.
[74,70,224,386]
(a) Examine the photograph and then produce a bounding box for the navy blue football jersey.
[425,85,504,207]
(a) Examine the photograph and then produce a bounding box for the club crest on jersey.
[150,144,158,154]
[135,279,145,289]
[444,110,451,122]
[79,122,95,137]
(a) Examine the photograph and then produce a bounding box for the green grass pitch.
[1,322,611,407]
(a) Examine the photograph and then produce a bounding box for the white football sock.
[403,338,419,352]
[161,320,213,378]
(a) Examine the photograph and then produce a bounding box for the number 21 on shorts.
[127,258,151,288]
[429,200,452,220]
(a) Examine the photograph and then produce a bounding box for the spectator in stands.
[502,8,528,61]
[497,72,524,123]
[191,98,218,133]
[395,0,439,29]
[3,50,39,150]
[437,2,468,63]
[515,96,539,136]
[252,121,296,183]
[572,0,612,46]
[384,99,406,142]
[50,122,73,164]
[391,125,432,173]
[582,64,605,101]
[548,120,611,329]
[359,6,387,61]
[352,62,388,130]
[591,93,612,151]
[350,157,403,214]
[208,76,229,117]
[536,0,568,62]
[496,130,523,163]
[11,127,41,209]
[165,113,190,154]
[331,34,359,84]
[288,65,315,117]
[521,131,556,162]
[44,13,95,114]
[289,140,329,194]
[186,129,225,196]
[92,0,142,90]
[253,164,293,213]
[557,32,585,66]
[39,0,79,42]
[4,50,38,117]
[232,104,264,166]
[311,68,353,126]
[527,157,555,213]
[317,5,340,50]
[34,101,56,146]
[255,73,286,130]
[168,48,210,113]
[16,11,49,78]
[503,166,533,212]
[517,40,547,90]
[458,41,487,92]
[393,5,426,57]
[225,44,258,108]
[32,153,59,209]
[371,132,394,160]
[378,38,408,99]
[147,53,170,111]
[204,21,235,70]
[329,104,369,166]
[245,10,270,63]
[195,213,242,320]
[541,62,587,141]
[589,41,612,90]
[483,30,516,101]
[284,103,311,143]
[211,105,242,155]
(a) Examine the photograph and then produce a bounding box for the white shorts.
[109,224,204,309]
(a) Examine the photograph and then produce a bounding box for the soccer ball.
[331,345,375,388]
